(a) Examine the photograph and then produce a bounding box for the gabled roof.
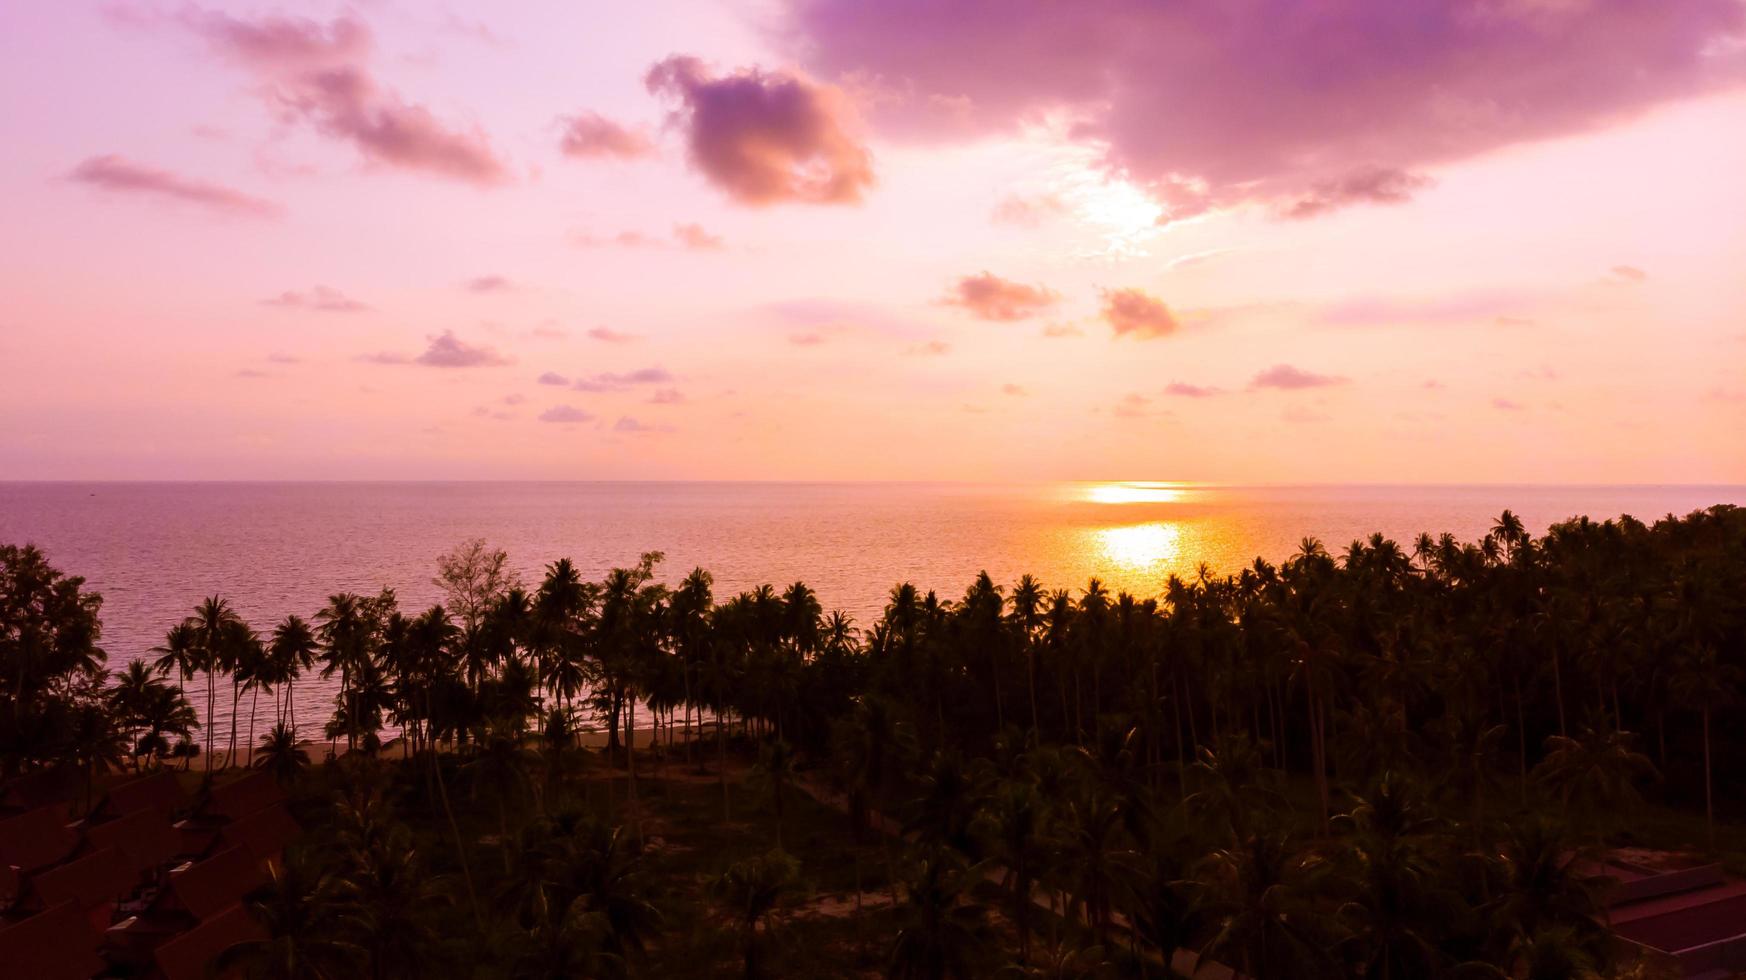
[0,901,106,980]
[30,847,134,913]
[85,807,182,876]
[0,802,79,873]
[169,847,267,920]
[153,903,266,980]
[104,771,188,819]
[204,771,286,821]
[218,804,300,863]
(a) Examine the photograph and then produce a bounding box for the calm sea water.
[3,482,1740,738]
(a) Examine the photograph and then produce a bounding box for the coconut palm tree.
[1669,644,1740,849]
[217,856,363,980]
[887,849,993,980]
[269,615,318,735]
[187,595,244,772]
[256,722,310,786]
[711,848,800,980]
[748,737,800,849]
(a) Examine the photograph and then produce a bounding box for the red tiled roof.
[85,807,183,876]
[0,766,82,811]
[205,771,286,821]
[218,804,300,863]
[153,903,266,980]
[0,901,106,980]
[105,771,188,818]
[30,847,134,913]
[169,847,267,920]
[0,802,78,873]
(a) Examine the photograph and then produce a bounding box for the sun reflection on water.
[1094,522,1183,570]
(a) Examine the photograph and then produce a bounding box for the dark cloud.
[1101,288,1179,339]
[787,0,1745,219]
[645,55,874,205]
[68,154,280,217]
[949,272,1057,321]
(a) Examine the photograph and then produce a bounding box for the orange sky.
[2,2,1743,482]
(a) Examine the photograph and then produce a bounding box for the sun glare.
[1083,482,1187,505]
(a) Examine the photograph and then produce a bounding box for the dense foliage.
[3,504,1744,978]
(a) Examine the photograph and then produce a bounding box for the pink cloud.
[68,155,280,217]
[673,222,725,250]
[1101,288,1179,339]
[587,327,639,343]
[648,388,685,404]
[789,333,826,346]
[1001,383,1028,397]
[539,405,594,424]
[1492,397,1526,411]
[1283,166,1432,220]
[645,55,874,205]
[1250,364,1349,390]
[573,367,675,391]
[614,416,673,433]
[787,0,1746,217]
[558,111,655,159]
[180,10,506,185]
[948,272,1057,321]
[905,339,951,356]
[1041,322,1085,339]
[537,371,570,386]
[364,330,510,368]
[990,192,1067,227]
[262,286,370,312]
[1164,381,1221,398]
[466,275,512,293]
[1610,264,1649,282]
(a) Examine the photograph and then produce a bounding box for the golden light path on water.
[1074,482,1206,590]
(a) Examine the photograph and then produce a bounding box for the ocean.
[3,481,1740,738]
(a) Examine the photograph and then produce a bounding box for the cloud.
[502,393,527,406]
[789,333,826,346]
[539,405,594,423]
[613,416,673,433]
[68,155,280,217]
[1041,322,1085,338]
[1101,288,1179,339]
[466,275,512,293]
[645,55,874,205]
[648,388,685,404]
[1492,397,1526,411]
[786,0,1746,218]
[990,192,1067,227]
[1001,383,1028,397]
[1283,166,1433,219]
[263,286,370,312]
[673,222,725,250]
[266,352,301,364]
[1164,381,1221,398]
[178,9,506,184]
[948,272,1057,321]
[573,367,675,391]
[234,368,272,378]
[1610,264,1649,282]
[558,111,655,159]
[587,326,639,343]
[905,339,951,356]
[1113,393,1157,419]
[1250,364,1349,390]
[365,330,510,368]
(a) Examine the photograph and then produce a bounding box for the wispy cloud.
[573,367,675,391]
[465,275,512,293]
[558,111,655,159]
[263,286,370,312]
[1163,382,1222,398]
[68,154,280,217]
[587,326,639,343]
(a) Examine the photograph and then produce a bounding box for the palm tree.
[1198,834,1337,980]
[1531,727,1657,843]
[188,595,244,772]
[338,820,451,980]
[711,849,800,980]
[1669,644,1739,849]
[749,737,800,849]
[977,780,1052,963]
[216,856,363,980]
[887,850,992,980]
[269,615,318,736]
[463,727,540,869]
[256,722,310,786]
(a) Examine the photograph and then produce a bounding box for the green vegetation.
[3,504,1744,977]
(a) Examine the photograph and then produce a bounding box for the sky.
[1,0,1744,483]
